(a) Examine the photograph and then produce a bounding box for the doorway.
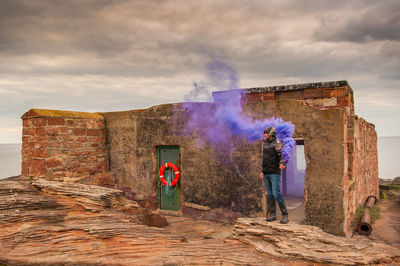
[157,146,181,211]
[282,140,305,221]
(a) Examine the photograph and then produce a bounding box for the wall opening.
[282,140,305,222]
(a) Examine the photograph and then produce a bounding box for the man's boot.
[266,199,277,222]
[278,201,289,224]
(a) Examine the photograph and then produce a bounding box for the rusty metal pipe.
[365,195,377,208]
[358,208,373,235]
[357,195,377,236]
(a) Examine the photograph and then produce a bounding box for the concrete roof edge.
[211,81,353,95]
[244,80,351,93]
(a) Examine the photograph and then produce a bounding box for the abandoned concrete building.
[21,80,379,236]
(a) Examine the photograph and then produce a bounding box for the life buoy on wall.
[159,162,180,187]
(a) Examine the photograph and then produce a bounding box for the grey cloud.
[1,0,398,81]
[0,0,287,57]
[0,0,133,56]
[377,41,400,80]
[0,0,399,142]
[314,1,400,42]
[0,0,283,77]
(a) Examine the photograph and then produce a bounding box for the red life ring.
[159,162,180,187]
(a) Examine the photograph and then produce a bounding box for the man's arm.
[260,140,265,178]
[275,142,286,170]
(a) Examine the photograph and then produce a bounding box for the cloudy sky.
[1,0,399,143]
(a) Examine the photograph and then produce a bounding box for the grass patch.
[354,205,380,225]
[379,184,400,200]
[380,190,386,199]
[380,184,400,189]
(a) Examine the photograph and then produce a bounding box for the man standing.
[260,127,289,224]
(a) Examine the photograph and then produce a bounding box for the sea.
[0,137,399,180]
[0,143,22,179]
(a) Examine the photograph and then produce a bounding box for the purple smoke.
[184,59,295,163]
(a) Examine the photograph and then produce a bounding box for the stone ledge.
[231,217,400,265]
[184,202,210,211]
[22,109,104,120]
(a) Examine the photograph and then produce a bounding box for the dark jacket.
[262,136,285,174]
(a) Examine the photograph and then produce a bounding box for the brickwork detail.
[21,109,114,187]
[238,81,354,114]
[344,116,379,233]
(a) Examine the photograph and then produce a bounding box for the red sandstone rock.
[262,91,275,100]
[31,117,46,126]
[48,117,65,126]
[66,119,75,126]
[87,128,103,136]
[232,217,400,265]
[21,161,29,176]
[338,95,351,106]
[276,89,303,100]
[304,88,324,98]
[34,127,46,136]
[0,179,281,266]
[73,128,86,136]
[29,159,46,177]
[244,93,263,103]
[33,147,47,158]
[55,126,68,134]
[45,157,63,168]
[21,109,110,186]
[325,88,344,98]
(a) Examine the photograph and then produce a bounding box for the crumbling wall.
[19,81,378,237]
[21,109,113,187]
[101,104,233,210]
[220,80,355,114]
[242,100,347,235]
[225,80,379,236]
[103,100,349,235]
[345,116,379,232]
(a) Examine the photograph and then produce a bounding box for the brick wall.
[21,109,114,187]
[344,116,379,233]
[213,81,377,236]
[214,80,355,115]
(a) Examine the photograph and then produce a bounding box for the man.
[260,127,289,224]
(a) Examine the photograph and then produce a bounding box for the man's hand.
[260,173,263,179]
[280,164,285,170]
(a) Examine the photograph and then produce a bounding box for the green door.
[157,146,181,211]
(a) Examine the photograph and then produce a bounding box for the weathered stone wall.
[214,80,355,115]
[219,80,378,236]
[101,104,234,210]
[103,100,349,235]
[21,109,113,187]
[344,116,379,232]
[243,101,347,235]
[20,81,377,237]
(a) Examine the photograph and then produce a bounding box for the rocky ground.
[0,178,299,265]
[0,177,399,265]
[232,217,399,265]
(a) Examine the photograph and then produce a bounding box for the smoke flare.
[184,59,295,162]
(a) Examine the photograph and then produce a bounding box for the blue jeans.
[263,173,284,203]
